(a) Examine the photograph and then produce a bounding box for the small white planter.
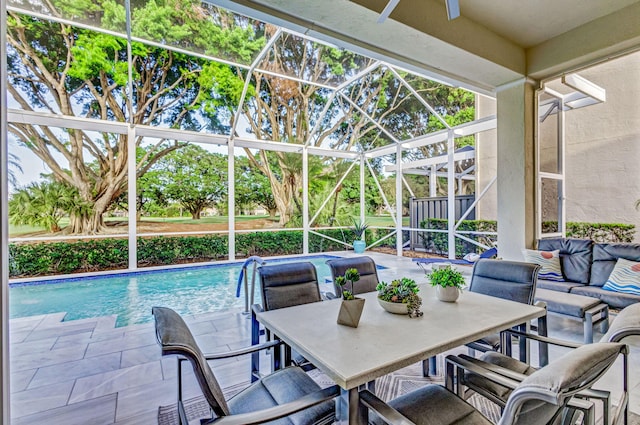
[377,298,409,314]
[436,286,460,302]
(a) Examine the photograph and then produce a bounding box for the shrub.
[419,219,635,257]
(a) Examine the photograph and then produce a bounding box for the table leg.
[336,388,366,425]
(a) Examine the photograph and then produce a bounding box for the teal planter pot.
[353,240,366,254]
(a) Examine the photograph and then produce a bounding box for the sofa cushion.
[537,238,593,284]
[569,286,640,310]
[602,258,640,296]
[535,288,603,318]
[522,249,563,281]
[537,279,584,293]
[590,243,640,287]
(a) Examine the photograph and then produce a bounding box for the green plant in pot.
[376,277,423,317]
[429,266,465,302]
[335,268,365,327]
[350,218,369,254]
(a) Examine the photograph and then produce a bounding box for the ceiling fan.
[377,0,460,23]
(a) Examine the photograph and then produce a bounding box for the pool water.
[10,255,340,327]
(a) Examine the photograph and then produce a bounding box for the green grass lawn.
[140,215,276,224]
[9,214,405,237]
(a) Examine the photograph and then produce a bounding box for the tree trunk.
[68,211,106,234]
[191,211,201,220]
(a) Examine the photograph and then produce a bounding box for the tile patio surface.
[8,252,640,424]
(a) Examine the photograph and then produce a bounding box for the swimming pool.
[9,255,342,327]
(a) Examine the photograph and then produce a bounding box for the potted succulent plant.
[335,268,365,328]
[350,218,369,254]
[428,266,466,302]
[376,277,423,317]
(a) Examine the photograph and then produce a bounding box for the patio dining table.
[255,283,546,425]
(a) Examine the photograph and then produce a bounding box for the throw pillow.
[602,258,640,295]
[522,249,564,281]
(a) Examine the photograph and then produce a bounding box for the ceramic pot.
[353,240,366,254]
[337,297,365,328]
[377,298,409,314]
[436,286,460,302]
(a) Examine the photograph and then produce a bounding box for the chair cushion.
[538,238,593,284]
[522,249,563,281]
[470,333,501,351]
[602,258,640,296]
[463,352,536,400]
[570,285,640,310]
[590,243,640,287]
[229,366,335,425]
[372,384,492,425]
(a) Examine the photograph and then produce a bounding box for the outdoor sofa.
[534,238,640,310]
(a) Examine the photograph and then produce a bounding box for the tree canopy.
[7,0,476,233]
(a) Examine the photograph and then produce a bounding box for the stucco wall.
[477,51,640,241]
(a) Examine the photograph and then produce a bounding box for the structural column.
[1,0,10,420]
[496,80,537,260]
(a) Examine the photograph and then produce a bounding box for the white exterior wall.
[477,51,640,242]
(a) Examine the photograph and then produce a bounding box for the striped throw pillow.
[522,249,564,281]
[602,258,640,295]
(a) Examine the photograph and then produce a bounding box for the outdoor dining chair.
[465,258,547,362]
[360,342,626,425]
[326,256,380,298]
[153,306,339,425]
[251,261,323,380]
[450,302,640,425]
[424,259,546,376]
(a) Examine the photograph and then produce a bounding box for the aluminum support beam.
[396,144,403,256]
[127,126,137,270]
[447,130,455,259]
[1,0,10,419]
[303,147,309,254]
[228,140,236,260]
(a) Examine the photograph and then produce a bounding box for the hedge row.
[9,228,396,277]
[420,219,636,258]
[542,221,635,243]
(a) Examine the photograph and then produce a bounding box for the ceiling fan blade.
[445,0,460,20]
[377,0,401,23]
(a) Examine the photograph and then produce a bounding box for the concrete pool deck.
[8,251,640,424]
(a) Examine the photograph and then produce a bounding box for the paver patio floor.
[8,252,640,424]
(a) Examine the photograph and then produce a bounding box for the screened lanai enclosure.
[4,0,498,272]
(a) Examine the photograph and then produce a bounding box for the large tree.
[6,0,263,233]
[152,145,228,220]
[203,46,476,224]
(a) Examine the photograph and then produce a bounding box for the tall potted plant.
[351,218,369,254]
[335,268,365,328]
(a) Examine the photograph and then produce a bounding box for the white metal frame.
[4,2,499,265]
[536,86,566,239]
[1,0,10,419]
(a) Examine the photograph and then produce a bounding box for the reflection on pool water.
[10,255,340,327]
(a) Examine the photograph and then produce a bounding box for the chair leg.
[517,323,529,364]
[421,356,438,376]
[251,310,261,382]
[537,315,549,367]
